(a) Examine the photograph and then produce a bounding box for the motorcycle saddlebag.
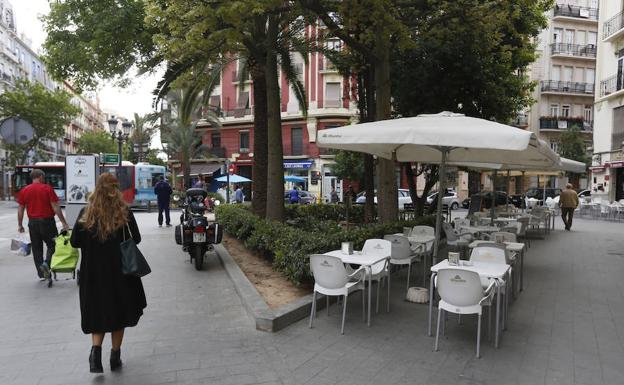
[174,225,183,245]
[208,223,223,244]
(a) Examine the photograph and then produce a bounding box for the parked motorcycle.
[173,188,223,270]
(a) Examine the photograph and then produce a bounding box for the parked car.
[425,190,461,210]
[283,190,316,204]
[524,187,562,202]
[355,189,413,210]
[462,191,511,210]
[577,189,591,203]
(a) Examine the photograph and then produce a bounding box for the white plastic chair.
[409,226,435,285]
[361,239,392,313]
[470,243,510,327]
[434,268,496,358]
[384,234,424,294]
[309,254,366,334]
[442,222,473,257]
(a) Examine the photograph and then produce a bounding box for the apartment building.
[192,25,357,201]
[521,1,597,190]
[593,0,624,201]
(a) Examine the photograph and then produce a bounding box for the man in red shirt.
[17,169,69,280]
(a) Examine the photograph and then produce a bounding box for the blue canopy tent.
[215,174,252,183]
[284,175,306,183]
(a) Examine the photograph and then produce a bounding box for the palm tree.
[161,84,221,189]
[128,113,157,163]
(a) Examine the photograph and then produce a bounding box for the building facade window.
[325,82,341,107]
[550,104,560,117]
[561,105,570,117]
[550,141,559,153]
[584,105,592,123]
[291,127,303,156]
[211,133,221,148]
[239,130,250,152]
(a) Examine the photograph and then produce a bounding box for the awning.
[284,160,313,169]
[176,163,223,177]
[607,161,624,168]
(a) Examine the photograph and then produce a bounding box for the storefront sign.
[284,160,313,169]
[590,166,605,173]
[607,161,624,168]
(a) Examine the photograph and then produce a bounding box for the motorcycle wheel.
[193,246,205,271]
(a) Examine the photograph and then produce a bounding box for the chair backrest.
[383,235,412,260]
[453,218,470,230]
[441,222,458,241]
[411,225,434,237]
[491,231,517,243]
[436,268,484,307]
[310,254,348,289]
[470,243,507,264]
[362,239,392,256]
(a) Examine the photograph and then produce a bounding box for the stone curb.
[214,243,325,332]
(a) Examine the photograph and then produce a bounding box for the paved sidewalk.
[0,211,623,384]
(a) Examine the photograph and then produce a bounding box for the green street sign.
[102,153,119,164]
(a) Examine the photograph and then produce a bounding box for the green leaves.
[0,79,80,165]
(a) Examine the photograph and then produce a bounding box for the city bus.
[13,161,165,207]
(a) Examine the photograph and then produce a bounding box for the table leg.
[495,281,501,348]
[367,267,372,327]
[428,272,437,337]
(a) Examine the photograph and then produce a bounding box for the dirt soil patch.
[222,234,312,309]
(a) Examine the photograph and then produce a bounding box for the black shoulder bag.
[120,223,151,277]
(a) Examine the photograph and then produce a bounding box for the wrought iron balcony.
[604,10,624,41]
[512,114,528,128]
[539,117,592,131]
[554,4,598,21]
[550,43,597,58]
[208,146,226,158]
[540,80,594,95]
[599,74,622,97]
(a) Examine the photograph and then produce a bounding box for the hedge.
[216,205,436,285]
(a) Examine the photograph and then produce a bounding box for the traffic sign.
[101,153,119,164]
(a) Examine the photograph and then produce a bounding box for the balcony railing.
[550,43,597,58]
[600,74,621,97]
[539,117,592,131]
[512,114,529,127]
[604,11,624,40]
[208,146,226,158]
[540,80,594,95]
[554,4,598,21]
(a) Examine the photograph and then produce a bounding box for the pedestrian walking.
[234,184,244,203]
[347,185,357,203]
[70,173,147,373]
[216,183,227,203]
[193,174,206,189]
[330,187,339,203]
[289,186,300,204]
[16,169,69,281]
[559,183,579,231]
[154,176,172,227]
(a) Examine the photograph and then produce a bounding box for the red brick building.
[195,27,358,202]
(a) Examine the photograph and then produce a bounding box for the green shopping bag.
[51,231,79,271]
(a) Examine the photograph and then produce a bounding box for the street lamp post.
[107,116,132,168]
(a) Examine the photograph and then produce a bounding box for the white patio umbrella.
[317,112,560,257]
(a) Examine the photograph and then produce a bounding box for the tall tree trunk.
[250,60,268,218]
[264,16,285,221]
[374,36,397,223]
[362,67,375,223]
[404,163,420,215]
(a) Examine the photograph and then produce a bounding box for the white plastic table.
[324,250,390,326]
[428,259,510,348]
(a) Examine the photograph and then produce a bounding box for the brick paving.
[0,204,622,384]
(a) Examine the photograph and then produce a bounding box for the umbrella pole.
[522,171,526,213]
[433,148,449,262]
[491,170,497,225]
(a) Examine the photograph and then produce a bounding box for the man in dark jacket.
[154,176,173,227]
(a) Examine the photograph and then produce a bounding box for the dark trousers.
[28,217,58,277]
[561,207,575,230]
[158,201,171,225]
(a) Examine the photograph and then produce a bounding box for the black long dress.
[70,209,147,334]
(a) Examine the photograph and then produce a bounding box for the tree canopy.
[0,79,80,165]
[76,130,130,159]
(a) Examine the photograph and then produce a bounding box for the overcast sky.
[12,0,162,119]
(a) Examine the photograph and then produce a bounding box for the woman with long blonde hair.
[70,173,146,373]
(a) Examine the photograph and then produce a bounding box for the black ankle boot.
[89,346,103,373]
[110,348,122,371]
